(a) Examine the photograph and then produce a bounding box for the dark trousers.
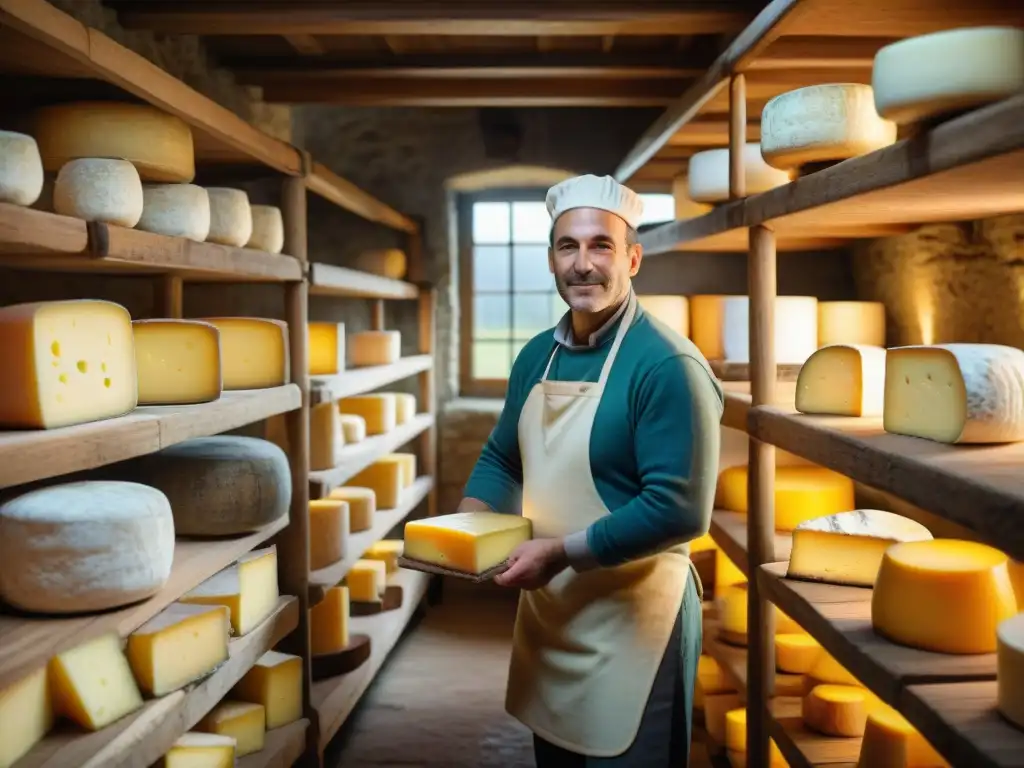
[532,573,702,767]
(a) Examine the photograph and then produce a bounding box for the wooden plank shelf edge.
[767,696,861,768]
[309,262,419,301]
[238,719,310,768]
[309,356,433,406]
[710,509,793,577]
[306,163,418,234]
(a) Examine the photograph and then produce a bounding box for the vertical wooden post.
[371,299,385,330]
[418,284,437,519]
[728,74,747,201]
[156,276,183,318]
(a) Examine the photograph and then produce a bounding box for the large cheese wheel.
[54,158,143,228]
[796,344,887,417]
[856,704,948,768]
[817,301,886,347]
[638,295,689,337]
[355,249,408,280]
[206,188,253,247]
[671,176,713,219]
[0,481,174,613]
[688,144,794,203]
[716,464,854,531]
[247,205,285,254]
[138,184,211,242]
[33,102,195,183]
[0,130,44,207]
[873,27,1024,125]
[689,295,818,363]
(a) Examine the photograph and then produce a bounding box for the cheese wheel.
[817,301,886,347]
[309,322,345,376]
[724,708,789,767]
[998,613,1024,730]
[638,295,689,337]
[132,318,221,405]
[796,344,887,417]
[247,205,285,254]
[0,481,174,613]
[856,704,948,768]
[803,684,869,737]
[872,539,1017,654]
[715,465,855,531]
[0,130,44,206]
[1009,559,1024,610]
[355,249,408,279]
[872,27,1024,125]
[697,655,735,699]
[309,500,349,571]
[689,295,818,363]
[351,330,402,367]
[688,144,794,203]
[53,158,143,227]
[883,343,1024,444]
[776,633,822,674]
[340,413,367,443]
[33,102,195,183]
[718,583,801,644]
[138,183,210,242]
[671,176,713,219]
[206,188,253,247]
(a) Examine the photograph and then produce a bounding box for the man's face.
[549,208,642,314]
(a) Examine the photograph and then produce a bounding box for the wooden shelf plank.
[17,596,298,768]
[703,608,804,701]
[0,385,301,490]
[309,262,419,301]
[306,163,418,234]
[747,405,1024,561]
[238,719,310,768]
[721,381,796,433]
[710,509,793,576]
[0,520,289,690]
[309,356,433,406]
[712,361,802,382]
[0,204,88,255]
[768,696,861,768]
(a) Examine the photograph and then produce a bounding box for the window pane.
[511,201,550,244]
[473,294,510,340]
[514,293,557,339]
[473,340,512,379]
[512,245,552,291]
[473,202,510,244]
[639,193,675,225]
[473,245,510,291]
[551,292,570,325]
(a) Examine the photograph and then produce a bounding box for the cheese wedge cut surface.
[715,465,855,531]
[49,632,143,730]
[341,414,367,442]
[309,322,345,376]
[133,319,222,405]
[127,603,230,696]
[0,666,53,768]
[200,317,289,390]
[795,344,886,417]
[347,559,387,602]
[351,330,401,367]
[309,499,349,570]
[787,509,933,587]
[162,733,236,768]
[365,540,404,573]
[328,486,375,532]
[348,457,404,509]
[180,548,279,636]
[803,684,869,737]
[856,704,949,768]
[231,650,303,729]
[340,393,397,435]
[310,401,343,471]
[998,613,1024,731]
[776,633,822,674]
[817,301,886,347]
[404,511,532,574]
[394,393,417,425]
[311,586,351,655]
[197,701,265,756]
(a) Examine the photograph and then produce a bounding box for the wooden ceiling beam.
[283,34,324,55]
[237,65,699,83]
[745,36,897,69]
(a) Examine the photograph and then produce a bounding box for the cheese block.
[760,84,897,170]
[803,684,869,737]
[638,295,689,337]
[348,457,405,509]
[715,465,855,531]
[0,299,139,429]
[310,401,343,471]
[231,650,303,729]
[247,205,284,254]
[696,655,735,701]
[340,393,397,435]
[998,613,1024,731]
[355,248,407,279]
[162,733,235,768]
[716,549,747,591]
[49,632,144,730]
[872,27,1024,125]
[310,585,351,655]
[776,633,822,674]
[309,322,346,376]
[0,481,173,613]
[127,603,230,696]
[205,188,252,247]
[817,302,886,347]
[873,539,1017,654]
[200,317,289,390]
[138,184,210,242]
[341,414,367,443]
[0,667,52,768]
[724,708,789,767]
[180,548,280,636]
[309,499,349,570]
[0,130,44,207]
[856,704,949,768]
[53,157,144,227]
[365,540,404,573]
[394,393,417,425]
[671,175,713,220]
[719,584,802,644]
[133,319,222,405]
[883,343,1024,444]
[795,344,886,417]
[689,295,818,363]
[388,452,417,488]
[328,487,375,532]
[704,691,743,744]
[351,330,401,367]
[404,511,532,575]
[196,701,265,757]
[688,144,794,203]
[346,559,387,602]
[1010,559,1024,610]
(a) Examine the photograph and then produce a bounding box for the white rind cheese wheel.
[0,481,174,613]
[355,249,408,279]
[873,27,1024,125]
[340,413,367,443]
[722,295,818,364]
[638,295,689,337]
[671,176,713,219]
[247,205,285,254]
[883,343,1024,444]
[998,613,1024,731]
[796,344,887,417]
[688,143,794,203]
[206,187,253,247]
[54,158,143,227]
[138,184,210,242]
[0,130,44,206]
[818,301,886,347]
[761,84,897,170]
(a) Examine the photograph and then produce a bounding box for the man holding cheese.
[459,174,724,766]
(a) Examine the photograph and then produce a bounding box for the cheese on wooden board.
[132,319,222,405]
[310,401,343,471]
[776,633,822,674]
[309,322,346,376]
[355,248,407,279]
[817,302,886,347]
[688,144,794,203]
[328,487,375,532]
[724,709,790,767]
[387,452,417,488]
[671,175,713,220]
[351,330,401,367]
[309,499,349,570]
[0,130,44,207]
[883,343,1024,444]
[689,295,818,363]
[715,465,855,531]
[310,585,351,655]
[340,393,397,435]
[704,691,742,744]
[404,511,532,575]
[348,457,405,509]
[0,667,52,768]
[346,559,387,602]
[200,317,289,390]
[180,548,279,636]
[365,540,404,573]
[231,650,303,729]
[53,157,144,227]
[161,733,236,768]
[872,27,1024,125]
[1010,559,1024,610]
[138,184,210,242]
[0,481,173,613]
[394,393,417,425]
[873,539,1017,654]
[196,701,265,757]
[247,205,284,254]
[638,295,689,338]
[127,603,230,696]
[341,414,367,443]
[795,344,886,417]
[205,188,252,247]
[856,704,949,768]
[787,510,933,587]
[803,684,869,737]
[49,632,143,730]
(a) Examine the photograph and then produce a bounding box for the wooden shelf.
[309,262,419,301]
[306,162,418,234]
[702,608,804,700]
[309,356,433,406]
[768,696,860,768]
[17,596,298,768]
[721,381,797,433]
[710,509,793,577]
[238,720,310,768]
[0,385,301,490]
[712,361,802,382]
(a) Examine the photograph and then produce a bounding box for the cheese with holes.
[309,322,346,376]
[310,586,351,655]
[127,603,230,696]
[133,319,222,405]
[49,633,143,730]
[671,176,713,219]
[200,317,289,390]
[180,548,279,636]
[873,539,1017,654]
[856,704,948,768]
[804,684,869,737]
[340,393,397,435]
[351,330,401,367]
[388,452,417,488]
[0,481,173,613]
[776,633,822,674]
[1010,559,1024,610]
[883,343,1024,444]
[162,733,236,768]
[818,301,886,347]
[0,667,52,768]
[328,487,375,532]
[689,295,818,363]
[788,509,934,587]
[348,457,405,509]
[231,650,302,729]
[796,344,886,417]
[719,584,801,644]
[724,708,789,767]
[138,183,210,242]
[355,248,407,279]
[247,205,284,254]
[998,613,1024,730]
[346,559,387,602]
[54,157,144,227]
[688,143,794,203]
[872,27,1024,125]
[394,393,417,425]
[0,130,44,207]
[309,499,349,570]
[715,465,855,531]
[310,401,343,471]
[197,701,265,757]
[365,540,404,573]
[341,414,367,442]
[205,188,252,247]
[404,511,532,574]
[639,295,689,337]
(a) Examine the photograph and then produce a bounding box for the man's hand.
[494,538,570,590]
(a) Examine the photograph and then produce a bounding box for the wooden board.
[311,634,372,681]
[237,720,309,768]
[309,262,419,301]
[397,556,509,583]
[710,509,793,576]
[309,356,433,406]
[768,696,861,768]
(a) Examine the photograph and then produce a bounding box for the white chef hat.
[545,174,644,232]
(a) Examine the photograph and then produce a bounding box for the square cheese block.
[133,319,222,406]
[387,452,417,488]
[340,414,367,443]
[180,548,279,636]
[310,586,351,655]
[49,632,143,731]
[346,559,387,602]
[365,540,404,573]
[404,512,532,575]
[161,733,236,768]
[350,330,401,367]
[231,650,303,729]
[0,666,53,768]
[196,700,265,757]
[199,317,289,390]
[796,344,886,417]
[0,299,138,429]
[309,499,349,570]
[348,457,403,509]
[310,401,343,471]
[309,321,345,376]
[126,602,230,696]
[339,394,396,435]
[328,487,375,532]
[393,393,417,425]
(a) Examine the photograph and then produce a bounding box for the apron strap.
[540,289,637,384]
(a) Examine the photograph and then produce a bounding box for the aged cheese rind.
[53,157,144,227]
[348,457,404,509]
[639,295,689,338]
[394,393,417,426]
[132,319,222,405]
[247,205,285,254]
[138,184,211,242]
[796,344,886,417]
[355,248,407,279]
[803,684,869,737]
[0,130,45,207]
[404,511,532,574]
[200,317,290,390]
[0,666,53,768]
[687,143,794,203]
[231,650,303,729]
[346,559,387,602]
[205,188,252,247]
[127,603,230,696]
[817,301,886,347]
[49,632,144,730]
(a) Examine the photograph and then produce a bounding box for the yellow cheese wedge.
[998,613,1024,730]
[310,586,351,655]
[724,708,789,767]
[350,330,401,367]
[394,393,417,425]
[715,465,855,531]
[309,499,349,570]
[716,550,747,591]
[0,666,53,768]
[872,539,1017,654]
[339,394,397,435]
[231,650,303,729]
[404,511,532,575]
[719,584,800,645]
[1009,559,1024,610]
[328,487,375,532]
[196,701,265,757]
[387,452,417,488]
[180,548,279,636]
[804,684,869,737]
[348,457,404,510]
[856,704,949,768]
[365,540,404,573]
[795,344,886,417]
[817,302,886,347]
[49,632,143,731]
[132,319,222,405]
[161,732,236,768]
[340,414,367,443]
[776,633,822,674]
[310,401,343,471]
[346,559,387,602]
[199,317,289,390]
[127,603,230,696]
[309,322,345,376]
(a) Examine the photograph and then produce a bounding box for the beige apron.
[505,298,696,757]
